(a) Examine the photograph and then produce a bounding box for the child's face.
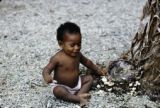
[60,33,81,57]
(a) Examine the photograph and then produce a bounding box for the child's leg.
[77,75,93,96]
[53,86,88,106]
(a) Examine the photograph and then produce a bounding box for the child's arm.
[80,53,106,76]
[42,56,58,84]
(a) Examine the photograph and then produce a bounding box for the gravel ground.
[0,0,160,108]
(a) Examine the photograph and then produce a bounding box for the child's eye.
[70,44,75,47]
[78,43,81,46]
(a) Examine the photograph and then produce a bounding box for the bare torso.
[54,51,80,88]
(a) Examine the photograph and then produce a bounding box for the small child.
[42,22,106,107]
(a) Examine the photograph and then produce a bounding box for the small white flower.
[129,83,133,87]
[97,84,100,88]
[108,88,112,92]
[131,87,136,91]
[101,76,107,82]
[134,81,140,86]
[104,81,114,86]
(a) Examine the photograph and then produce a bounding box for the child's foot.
[78,93,91,107]
[78,93,91,99]
[79,97,88,108]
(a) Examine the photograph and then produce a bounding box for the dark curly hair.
[56,22,81,41]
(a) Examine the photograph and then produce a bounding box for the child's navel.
[65,67,69,71]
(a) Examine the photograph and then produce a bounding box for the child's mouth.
[72,52,79,55]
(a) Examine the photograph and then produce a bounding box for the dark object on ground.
[108,59,138,82]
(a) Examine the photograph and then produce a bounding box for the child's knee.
[53,86,68,98]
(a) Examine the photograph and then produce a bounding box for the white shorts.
[50,76,82,95]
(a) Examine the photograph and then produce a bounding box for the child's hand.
[97,67,107,76]
[45,75,53,84]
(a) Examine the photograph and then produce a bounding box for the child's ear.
[58,41,63,48]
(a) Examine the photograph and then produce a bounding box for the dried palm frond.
[125,0,160,96]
